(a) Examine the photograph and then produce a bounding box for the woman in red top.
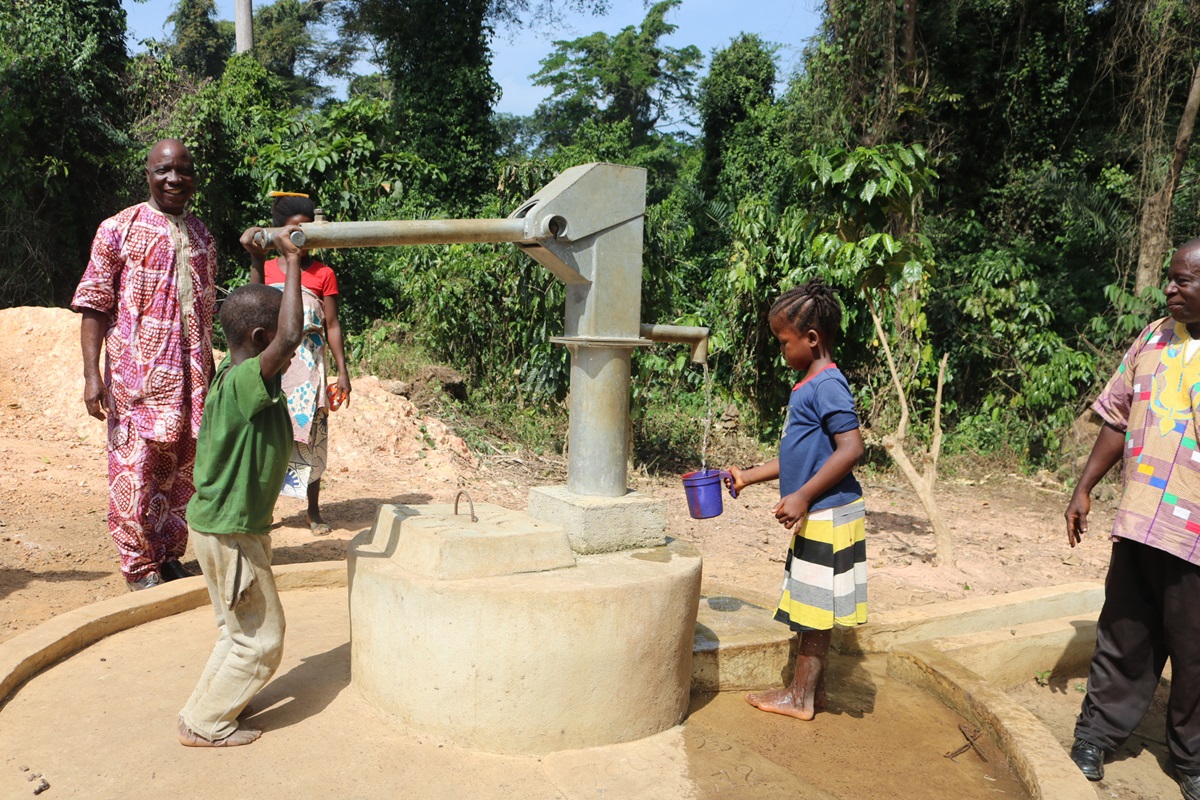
[242,193,351,534]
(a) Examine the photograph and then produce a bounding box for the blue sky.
[120,0,822,117]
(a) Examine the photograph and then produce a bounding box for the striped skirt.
[774,498,868,632]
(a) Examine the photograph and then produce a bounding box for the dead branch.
[867,293,956,567]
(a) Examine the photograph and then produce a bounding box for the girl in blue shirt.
[726,279,867,720]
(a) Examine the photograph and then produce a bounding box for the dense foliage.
[5,0,1200,471]
[0,0,130,306]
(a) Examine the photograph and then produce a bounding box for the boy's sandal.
[309,520,332,536]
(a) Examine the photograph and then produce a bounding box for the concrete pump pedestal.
[348,502,702,755]
[527,484,667,554]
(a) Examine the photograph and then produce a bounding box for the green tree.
[166,0,233,79]
[794,144,956,564]
[1106,1,1200,295]
[697,33,781,202]
[252,0,359,107]
[347,72,393,102]
[125,47,442,327]
[334,0,614,205]
[530,0,702,149]
[344,0,500,208]
[0,0,129,307]
[699,35,775,160]
[780,0,1142,469]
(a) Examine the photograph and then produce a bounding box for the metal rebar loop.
[454,490,477,523]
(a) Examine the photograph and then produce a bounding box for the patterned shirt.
[1094,317,1200,565]
[72,203,217,443]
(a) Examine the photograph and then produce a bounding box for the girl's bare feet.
[307,482,330,535]
[746,654,825,720]
[178,716,262,747]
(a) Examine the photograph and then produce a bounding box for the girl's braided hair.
[768,279,842,343]
[271,194,316,227]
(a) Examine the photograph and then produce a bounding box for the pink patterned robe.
[72,203,217,580]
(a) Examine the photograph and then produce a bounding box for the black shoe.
[126,571,163,591]
[160,560,195,581]
[1070,738,1105,781]
[1179,771,1200,800]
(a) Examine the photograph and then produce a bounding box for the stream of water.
[700,361,712,473]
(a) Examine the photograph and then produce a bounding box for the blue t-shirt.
[778,364,863,511]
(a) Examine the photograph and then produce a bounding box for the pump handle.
[251,228,307,250]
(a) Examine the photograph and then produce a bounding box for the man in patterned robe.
[1065,238,1200,800]
[73,139,217,590]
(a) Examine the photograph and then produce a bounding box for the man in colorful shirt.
[72,139,217,590]
[1065,238,1200,800]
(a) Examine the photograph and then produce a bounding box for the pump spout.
[639,324,710,365]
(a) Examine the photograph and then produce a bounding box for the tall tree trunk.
[1135,58,1200,296]
[903,0,917,78]
[827,0,845,40]
[234,0,254,53]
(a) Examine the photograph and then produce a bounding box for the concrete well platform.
[348,502,702,754]
[0,565,1033,800]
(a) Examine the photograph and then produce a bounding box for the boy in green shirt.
[177,225,305,747]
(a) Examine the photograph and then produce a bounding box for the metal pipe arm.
[253,218,533,250]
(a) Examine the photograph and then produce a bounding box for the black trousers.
[1075,538,1200,774]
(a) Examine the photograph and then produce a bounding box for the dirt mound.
[0,306,474,482]
[327,374,474,478]
[0,305,480,641]
[0,307,105,446]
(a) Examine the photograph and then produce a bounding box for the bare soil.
[0,305,1116,644]
[0,307,1122,798]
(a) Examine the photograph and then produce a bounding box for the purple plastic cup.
[681,469,737,520]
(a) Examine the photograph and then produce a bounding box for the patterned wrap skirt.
[279,408,329,498]
[774,497,868,632]
[269,284,330,499]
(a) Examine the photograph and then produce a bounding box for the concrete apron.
[0,565,1097,799]
[0,575,1023,800]
[849,583,1106,800]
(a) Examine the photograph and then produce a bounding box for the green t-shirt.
[187,354,292,535]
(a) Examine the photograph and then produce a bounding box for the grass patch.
[440,392,568,458]
[348,320,430,382]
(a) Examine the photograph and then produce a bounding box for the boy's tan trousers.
[179,528,285,742]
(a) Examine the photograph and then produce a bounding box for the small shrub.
[348,320,430,381]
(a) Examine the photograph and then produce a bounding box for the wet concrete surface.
[0,586,1028,799]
